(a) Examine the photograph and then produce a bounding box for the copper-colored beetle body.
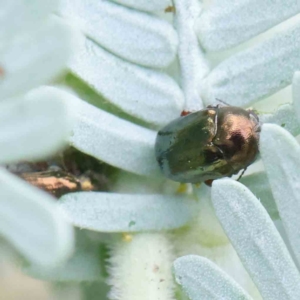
[155,106,260,183]
[18,170,94,198]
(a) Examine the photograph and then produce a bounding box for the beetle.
[155,105,261,184]
[17,169,94,198]
[10,147,112,197]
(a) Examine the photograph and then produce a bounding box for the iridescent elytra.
[155,105,260,184]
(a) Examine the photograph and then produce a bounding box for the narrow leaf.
[173,255,252,300]
[25,230,104,281]
[59,192,197,232]
[212,179,300,300]
[260,123,300,267]
[240,172,279,220]
[174,0,209,111]
[0,168,74,267]
[0,87,72,164]
[69,38,184,126]
[59,0,178,67]
[70,95,160,176]
[259,104,300,137]
[0,0,57,40]
[197,0,300,51]
[202,22,300,107]
[0,17,81,99]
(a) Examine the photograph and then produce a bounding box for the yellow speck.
[164,5,176,13]
[176,183,188,193]
[122,233,133,242]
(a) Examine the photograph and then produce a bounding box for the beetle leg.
[237,167,247,181]
[215,98,231,106]
[207,104,219,109]
[204,179,214,187]
[180,110,192,116]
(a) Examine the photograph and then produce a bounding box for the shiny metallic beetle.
[155,105,261,184]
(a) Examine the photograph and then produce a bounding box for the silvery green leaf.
[197,0,300,51]
[69,38,184,126]
[260,123,300,266]
[174,0,209,111]
[176,186,260,299]
[25,230,104,281]
[59,0,178,68]
[292,71,300,122]
[201,22,300,107]
[109,0,171,12]
[259,104,300,136]
[59,192,197,232]
[0,17,81,100]
[70,95,160,176]
[240,172,279,220]
[212,179,300,300]
[0,0,57,40]
[0,168,74,267]
[0,87,72,164]
[173,255,252,300]
[27,250,102,281]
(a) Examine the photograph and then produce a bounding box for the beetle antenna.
[216,98,231,106]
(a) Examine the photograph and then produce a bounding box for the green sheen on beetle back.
[155,106,260,183]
